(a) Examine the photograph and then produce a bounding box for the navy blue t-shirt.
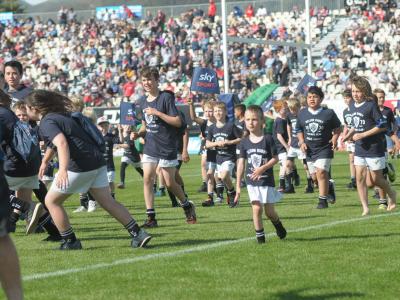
[0,107,40,177]
[140,91,179,160]
[204,122,217,163]
[273,117,289,154]
[207,122,242,164]
[348,101,386,157]
[381,106,395,136]
[296,107,341,160]
[103,132,120,171]
[122,136,140,162]
[6,85,33,106]
[287,112,300,148]
[238,135,277,187]
[39,113,106,172]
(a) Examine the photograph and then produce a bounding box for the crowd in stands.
[0,3,334,107]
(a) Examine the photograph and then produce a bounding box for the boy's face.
[213,106,226,122]
[203,106,214,119]
[376,92,385,107]
[141,75,158,93]
[4,66,21,89]
[343,96,352,106]
[244,111,261,133]
[98,122,110,132]
[234,108,243,119]
[307,93,322,110]
[15,108,29,123]
[351,84,363,104]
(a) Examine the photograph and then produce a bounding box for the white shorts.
[307,158,332,174]
[206,161,217,171]
[5,175,39,190]
[354,156,386,171]
[385,135,394,151]
[247,185,282,204]
[278,152,287,166]
[287,147,306,160]
[50,166,109,194]
[216,160,235,176]
[107,171,115,183]
[121,156,141,167]
[345,142,355,153]
[142,154,179,168]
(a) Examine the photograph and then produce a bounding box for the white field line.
[23,211,400,282]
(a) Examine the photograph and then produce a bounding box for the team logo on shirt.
[250,154,262,168]
[353,116,360,128]
[345,116,352,126]
[144,112,157,124]
[309,122,319,133]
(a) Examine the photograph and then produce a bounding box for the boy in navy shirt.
[343,77,396,215]
[206,102,242,207]
[133,67,196,226]
[236,105,286,243]
[296,86,341,209]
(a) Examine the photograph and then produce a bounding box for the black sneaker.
[227,191,238,208]
[59,239,82,250]
[284,185,295,194]
[197,183,207,193]
[131,229,152,248]
[183,201,197,224]
[141,218,158,228]
[316,199,328,209]
[294,174,300,186]
[257,236,266,244]
[43,234,63,242]
[305,186,314,193]
[328,181,336,204]
[272,221,287,239]
[202,198,214,207]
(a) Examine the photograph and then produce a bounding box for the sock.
[293,168,299,178]
[135,167,144,177]
[9,194,30,213]
[379,199,388,205]
[279,177,285,189]
[286,172,293,187]
[256,229,265,243]
[33,180,48,207]
[79,193,89,208]
[120,162,128,184]
[125,219,140,237]
[60,228,77,242]
[146,209,156,220]
[180,198,190,208]
[88,192,95,202]
[39,213,60,237]
[216,182,224,198]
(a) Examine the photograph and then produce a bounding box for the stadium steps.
[312,17,351,66]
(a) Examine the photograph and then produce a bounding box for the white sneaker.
[215,196,223,204]
[73,206,87,213]
[87,200,97,212]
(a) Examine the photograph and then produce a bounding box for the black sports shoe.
[305,186,314,193]
[294,174,300,186]
[141,218,158,228]
[43,234,63,242]
[227,190,238,208]
[197,183,207,193]
[183,201,197,224]
[272,221,287,239]
[316,199,328,209]
[284,185,295,194]
[202,198,214,207]
[257,236,266,244]
[131,229,152,248]
[59,239,82,250]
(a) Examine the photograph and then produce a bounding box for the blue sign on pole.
[296,74,317,95]
[190,67,220,94]
[120,102,137,125]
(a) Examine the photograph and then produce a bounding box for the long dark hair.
[25,90,73,116]
[0,89,12,108]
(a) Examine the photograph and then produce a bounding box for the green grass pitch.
[4,152,400,300]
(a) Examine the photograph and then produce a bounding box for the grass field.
[3,152,400,300]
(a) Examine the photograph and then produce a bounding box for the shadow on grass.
[281,215,323,220]
[198,218,253,224]
[274,289,365,300]
[288,232,400,242]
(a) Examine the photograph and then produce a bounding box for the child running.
[25,90,151,250]
[235,105,286,243]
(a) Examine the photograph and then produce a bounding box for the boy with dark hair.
[296,86,341,209]
[133,67,196,227]
[4,60,33,105]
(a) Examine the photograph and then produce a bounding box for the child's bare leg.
[370,170,396,211]
[356,166,369,216]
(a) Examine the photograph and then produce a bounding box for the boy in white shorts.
[133,67,196,227]
[236,105,286,243]
[206,102,242,207]
[286,98,313,193]
[297,86,341,209]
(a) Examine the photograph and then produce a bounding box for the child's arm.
[352,127,386,141]
[144,107,182,128]
[51,133,70,189]
[187,98,205,125]
[250,156,278,181]
[287,123,292,147]
[222,137,241,146]
[297,132,307,153]
[182,128,190,163]
[235,157,246,202]
[276,133,289,151]
[132,120,147,139]
[331,127,341,150]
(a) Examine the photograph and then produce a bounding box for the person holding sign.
[133,67,197,227]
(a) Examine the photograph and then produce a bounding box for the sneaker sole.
[139,235,152,248]
[26,204,44,235]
